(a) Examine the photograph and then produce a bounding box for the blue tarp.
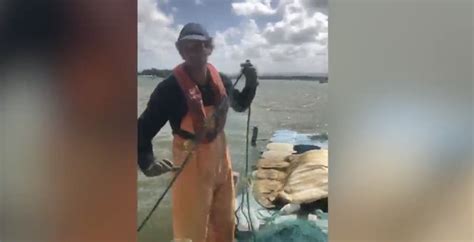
[270,129,328,149]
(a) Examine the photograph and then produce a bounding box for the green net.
[252,219,327,242]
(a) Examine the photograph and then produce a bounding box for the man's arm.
[221,73,258,112]
[137,83,169,172]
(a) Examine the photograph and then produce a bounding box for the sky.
[138,0,328,75]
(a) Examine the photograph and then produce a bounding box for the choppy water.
[137,76,328,242]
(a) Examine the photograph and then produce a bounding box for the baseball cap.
[177,23,211,42]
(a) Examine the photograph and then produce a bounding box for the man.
[137,23,258,242]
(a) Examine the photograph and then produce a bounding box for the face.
[177,39,213,69]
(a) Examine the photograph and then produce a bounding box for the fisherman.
[137,23,258,242]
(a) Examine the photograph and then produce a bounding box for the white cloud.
[211,20,269,71]
[232,0,277,16]
[211,0,328,74]
[195,0,203,5]
[263,0,328,46]
[138,0,328,74]
[138,0,182,70]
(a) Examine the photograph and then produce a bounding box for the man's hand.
[143,159,180,177]
[242,63,258,88]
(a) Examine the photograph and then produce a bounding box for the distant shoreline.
[138,69,328,83]
[252,75,328,82]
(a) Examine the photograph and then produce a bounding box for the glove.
[242,63,258,88]
[143,158,180,177]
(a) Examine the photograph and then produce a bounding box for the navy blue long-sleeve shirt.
[137,73,256,170]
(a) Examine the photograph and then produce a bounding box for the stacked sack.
[252,143,328,208]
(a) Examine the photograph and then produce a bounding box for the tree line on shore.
[138,68,328,82]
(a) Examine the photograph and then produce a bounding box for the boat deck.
[234,129,328,241]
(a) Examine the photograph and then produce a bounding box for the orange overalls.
[171,63,235,242]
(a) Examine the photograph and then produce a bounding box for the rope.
[232,65,257,241]
[232,72,257,241]
[235,104,256,241]
[233,71,251,235]
[233,72,244,88]
[245,106,256,236]
[137,145,194,231]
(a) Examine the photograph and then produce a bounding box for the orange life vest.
[172,63,229,143]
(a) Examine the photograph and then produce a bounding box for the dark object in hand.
[241,60,258,88]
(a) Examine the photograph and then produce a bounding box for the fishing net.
[251,219,327,242]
